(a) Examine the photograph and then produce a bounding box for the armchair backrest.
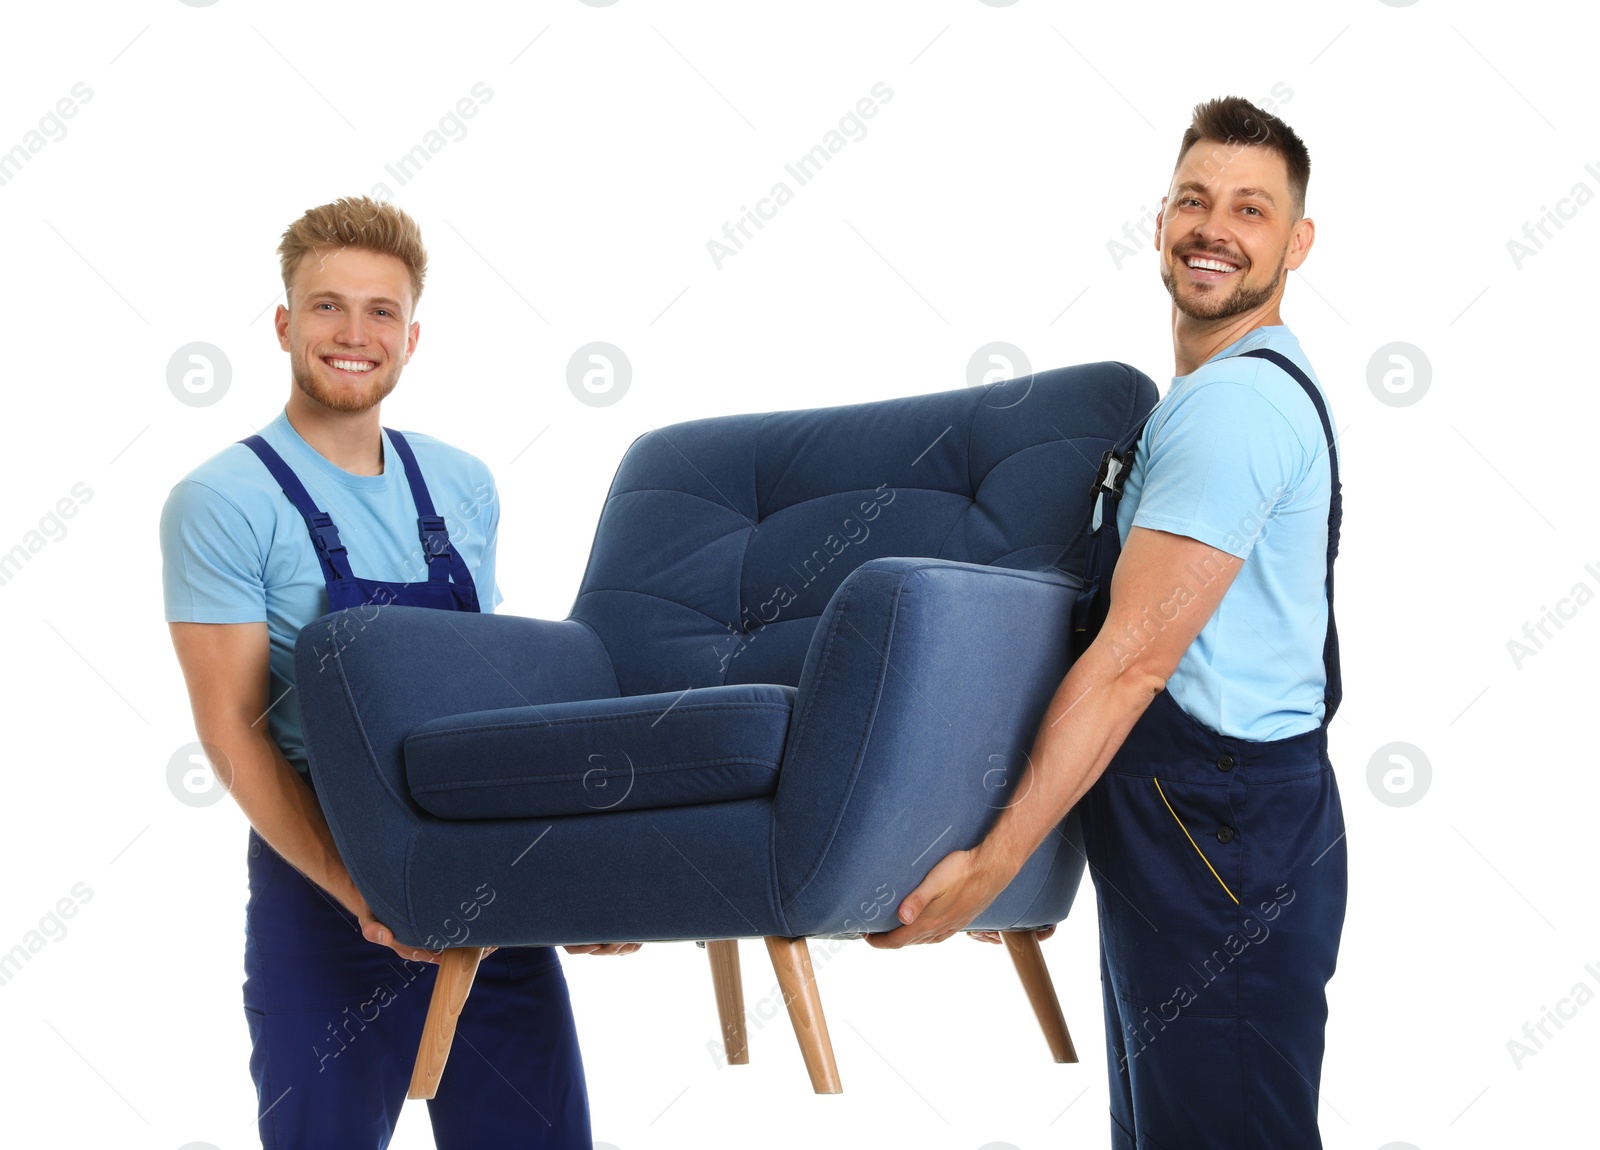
[570,362,1158,695]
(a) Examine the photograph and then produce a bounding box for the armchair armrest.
[294,605,619,927]
[774,557,1084,936]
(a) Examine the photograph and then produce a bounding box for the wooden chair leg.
[764,935,843,1093]
[408,946,489,1099]
[1002,930,1078,1063]
[705,939,749,1064]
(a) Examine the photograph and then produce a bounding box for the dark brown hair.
[1175,97,1310,219]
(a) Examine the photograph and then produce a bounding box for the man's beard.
[1160,252,1284,320]
[292,356,398,413]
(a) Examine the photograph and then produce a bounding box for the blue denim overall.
[1070,349,1347,1149]
[236,429,591,1149]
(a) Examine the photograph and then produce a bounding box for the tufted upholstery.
[573,362,1155,695]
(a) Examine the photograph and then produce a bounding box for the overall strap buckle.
[418,514,452,559]
[1091,407,1152,500]
[1092,446,1133,498]
[308,513,346,557]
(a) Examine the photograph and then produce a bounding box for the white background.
[0,1,1594,1147]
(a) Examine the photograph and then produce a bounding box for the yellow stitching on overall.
[1153,777,1239,905]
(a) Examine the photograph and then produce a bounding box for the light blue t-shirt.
[1115,325,1337,741]
[161,409,503,770]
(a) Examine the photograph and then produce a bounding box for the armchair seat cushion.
[404,684,796,819]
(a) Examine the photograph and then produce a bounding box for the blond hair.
[277,196,428,312]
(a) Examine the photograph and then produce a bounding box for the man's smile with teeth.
[1185,255,1240,273]
[325,357,376,373]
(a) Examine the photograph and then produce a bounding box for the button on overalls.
[1070,349,1347,1150]
[235,428,592,1149]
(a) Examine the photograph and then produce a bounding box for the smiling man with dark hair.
[870,96,1347,1149]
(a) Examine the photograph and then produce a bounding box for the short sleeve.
[160,480,269,623]
[1130,383,1302,561]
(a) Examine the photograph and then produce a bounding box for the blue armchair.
[295,361,1158,1095]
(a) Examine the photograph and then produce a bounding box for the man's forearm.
[216,726,365,916]
[973,639,1164,877]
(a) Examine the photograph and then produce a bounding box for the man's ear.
[1153,197,1168,252]
[274,303,291,352]
[1285,216,1315,272]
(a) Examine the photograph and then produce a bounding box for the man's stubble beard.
[1160,252,1285,321]
[291,357,399,414]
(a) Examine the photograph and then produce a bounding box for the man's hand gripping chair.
[294,362,1157,1095]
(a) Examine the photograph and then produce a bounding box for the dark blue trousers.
[1079,688,1348,1149]
[242,829,592,1149]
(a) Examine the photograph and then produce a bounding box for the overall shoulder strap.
[382,429,439,519]
[1231,346,1343,723]
[1234,348,1340,491]
[1088,405,1156,530]
[239,435,324,521]
[1073,398,1157,652]
[383,429,479,592]
[238,435,356,585]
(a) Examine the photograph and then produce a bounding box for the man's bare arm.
[168,620,439,962]
[976,525,1244,872]
[169,620,642,959]
[868,525,1244,947]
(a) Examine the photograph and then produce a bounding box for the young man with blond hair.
[162,196,629,1148]
[872,97,1347,1149]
